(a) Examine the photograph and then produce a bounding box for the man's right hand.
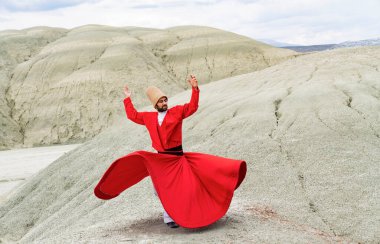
[124,84,131,98]
[188,74,198,88]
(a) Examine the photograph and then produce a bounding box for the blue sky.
[0,0,379,45]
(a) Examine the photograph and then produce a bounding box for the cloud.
[0,0,379,45]
[130,4,161,9]
[0,0,98,12]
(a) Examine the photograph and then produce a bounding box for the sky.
[0,0,379,45]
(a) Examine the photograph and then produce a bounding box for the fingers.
[187,74,198,88]
[124,84,131,97]
[189,74,197,82]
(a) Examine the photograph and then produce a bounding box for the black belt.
[158,145,183,156]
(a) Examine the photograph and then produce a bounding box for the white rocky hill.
[0,46,378,243]
[0,25,296,150]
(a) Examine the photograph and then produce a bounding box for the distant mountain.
[281,44,336,52]
[333,38,380,48]
[281,37,380,52]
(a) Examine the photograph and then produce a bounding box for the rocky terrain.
[0,25,296,150]
[0,43,379,243]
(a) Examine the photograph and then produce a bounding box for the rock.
[2,25,296,148]
[0,46,378,243]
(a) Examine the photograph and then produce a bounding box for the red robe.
[94,87,247,228]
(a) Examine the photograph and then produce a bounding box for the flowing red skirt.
[94,150,247,228]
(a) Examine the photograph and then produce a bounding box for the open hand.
[124,84,132,98]
[187,74,198,88]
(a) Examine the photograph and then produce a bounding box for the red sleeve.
[182,86,200,119]
[123,97,145,125]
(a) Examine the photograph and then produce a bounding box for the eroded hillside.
[0,46,378,243]
[1,25,296,149]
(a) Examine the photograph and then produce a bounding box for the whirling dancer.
[94,75,247,228]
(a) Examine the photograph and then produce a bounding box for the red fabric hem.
[94,151,246,228]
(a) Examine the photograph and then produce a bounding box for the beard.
[157,105,168,112]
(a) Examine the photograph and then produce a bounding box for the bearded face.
[156,97,168,112]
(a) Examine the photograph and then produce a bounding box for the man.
[94,75,246,229]
[124,75,199,228]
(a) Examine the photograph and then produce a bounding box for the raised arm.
[123,85,145,125]
[182,75,200,119]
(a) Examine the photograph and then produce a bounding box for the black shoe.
[166,221,179,228]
